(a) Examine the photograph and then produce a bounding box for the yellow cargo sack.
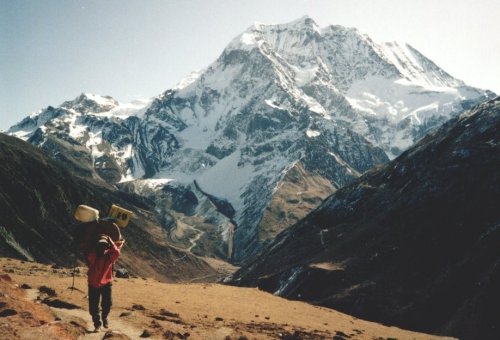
[108,204,134,228]
[74,205,99,223]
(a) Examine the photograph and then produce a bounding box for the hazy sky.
[1,0,499,130]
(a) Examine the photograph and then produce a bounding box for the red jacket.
[85,243,120,288]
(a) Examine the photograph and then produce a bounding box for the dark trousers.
[88,283,112,328]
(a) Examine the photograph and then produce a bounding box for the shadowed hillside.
[0,133,215,282]
[231,97,500,339]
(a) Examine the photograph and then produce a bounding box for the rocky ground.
[0,257,454,340]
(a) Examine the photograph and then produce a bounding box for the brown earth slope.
[0,257,454,340]
[259,162,336,242]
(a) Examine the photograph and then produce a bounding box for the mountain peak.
[61,93,119,114]
[232,16,322,51]
[280,15,318,29]
[252,15,319,31]
[322,23,361,35]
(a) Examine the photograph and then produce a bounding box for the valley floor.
[0,257,454,340]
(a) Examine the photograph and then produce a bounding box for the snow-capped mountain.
[230,16,492,157]
[9,94,152,182]
[8,17,493,262]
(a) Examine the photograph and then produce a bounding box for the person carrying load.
[73,204,132,332]
[86,234,124,331]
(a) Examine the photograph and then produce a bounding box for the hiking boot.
[94,325,101,333]
[103,319,109,328]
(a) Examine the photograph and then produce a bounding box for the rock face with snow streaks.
[8,17,493,262]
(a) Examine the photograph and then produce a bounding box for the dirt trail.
[52,307,144,340]
[25,288,145,339]
[187,229,204,252]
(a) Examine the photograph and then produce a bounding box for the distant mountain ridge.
[8,17,494,262]
[0,133,215,282]
[230,97,500,340]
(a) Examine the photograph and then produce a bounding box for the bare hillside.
[0,258,454,340]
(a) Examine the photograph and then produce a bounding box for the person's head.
[96,236,109,257]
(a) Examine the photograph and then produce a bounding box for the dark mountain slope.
[231,97,500,339]
[0,133,215,282]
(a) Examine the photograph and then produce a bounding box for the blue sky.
[1,0,499,130]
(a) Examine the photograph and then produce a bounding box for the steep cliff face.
[230,97,500,340]
[0,133,215,282]
[8,17,493,262]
